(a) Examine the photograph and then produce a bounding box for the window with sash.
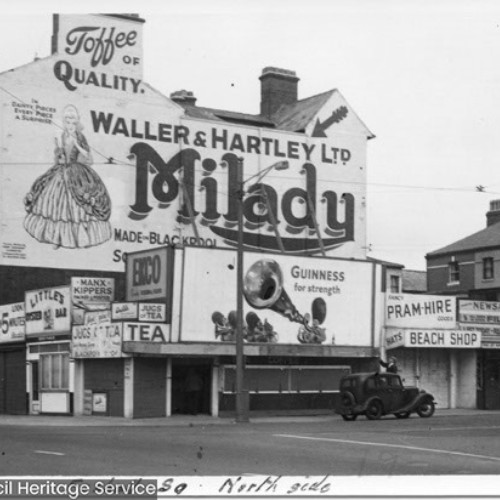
[40,353,69,391]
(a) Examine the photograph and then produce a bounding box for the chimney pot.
[170,90,197,106]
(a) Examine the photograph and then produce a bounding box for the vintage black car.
[336,372,436,421]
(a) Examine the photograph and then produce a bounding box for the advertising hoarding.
[111,302,138,321]
[180,247,375,346]
[0,302,25,343]
[385,293,456,329]
[25,286,71,336]
[138,303,166,322]
[71,277,115,305]
[0,13,369,272]
[125,247,173,306]
[71,310,124,358]
[122,322,169,342]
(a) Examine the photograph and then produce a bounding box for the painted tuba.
[243,259,304,324]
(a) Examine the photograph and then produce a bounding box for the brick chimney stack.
[486,200,500,226]
[259,67,299,118]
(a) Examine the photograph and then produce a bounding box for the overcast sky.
[2,0,500,270]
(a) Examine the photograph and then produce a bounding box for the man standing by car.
[379,356,398,374]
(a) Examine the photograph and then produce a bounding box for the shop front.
[25,286,73,414]
[384,293,479,409]
[384,327,479,408]
[458,299,500,409]
[0,302,27,414]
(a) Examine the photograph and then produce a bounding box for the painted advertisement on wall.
[51,13,144,91]
[0,302,25,343]
[0,14,368,272]
[25,286,71,337]
[385,293,456,329]
[180,247,374,346]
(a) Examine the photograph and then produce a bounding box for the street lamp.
[235,157,289,423]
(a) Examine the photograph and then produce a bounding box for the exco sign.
[125,246,173,306]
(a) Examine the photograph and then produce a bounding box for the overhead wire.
[1,84,498,200]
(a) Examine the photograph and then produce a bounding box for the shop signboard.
[480,339,500,349]
[458,299,500,325]
[458,300,500,348]
[0,14,369,272]
[25,286,71,337]
[385,328,481,349]
[138,303,166,322]
[384,328,405,349]
[122,322,169,342]
[71,310,124,358]
[180,247,375,346]
[111,302,138,321]
[71,277,115,325]
[0,302,25,343]
[71,277,115,305]
[385,293,456,329]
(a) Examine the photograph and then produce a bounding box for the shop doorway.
[0,349,27,415]
[171,360,211,415]
[483,358,500,410]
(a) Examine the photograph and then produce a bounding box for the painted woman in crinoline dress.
[24,104,112,249]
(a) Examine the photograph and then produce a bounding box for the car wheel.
[394,412,410,419]
[341,414,358,421]
[365,400,383,420]
[416,400,435,418]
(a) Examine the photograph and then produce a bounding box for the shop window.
[389,275,400,293]
[40,353,69,391]
[448,261,460,283]
[222,365,349,393]
[483,257,494,280]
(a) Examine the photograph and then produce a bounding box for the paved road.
[1,411,500,476]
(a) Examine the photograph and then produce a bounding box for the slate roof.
[272,90,334,132]
[176,90,337,132]
[402,269,427,292]
[181,105,276,128]
[367,256,404,269]
[426,222,500,257]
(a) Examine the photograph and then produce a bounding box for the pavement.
[0,408,498,427]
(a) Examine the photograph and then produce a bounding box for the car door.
[387,375,406,409]
[375,374,395,411]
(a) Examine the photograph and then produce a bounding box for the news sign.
[125,247,173,308]
[385,293,456,329]
[458,299,500,325]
